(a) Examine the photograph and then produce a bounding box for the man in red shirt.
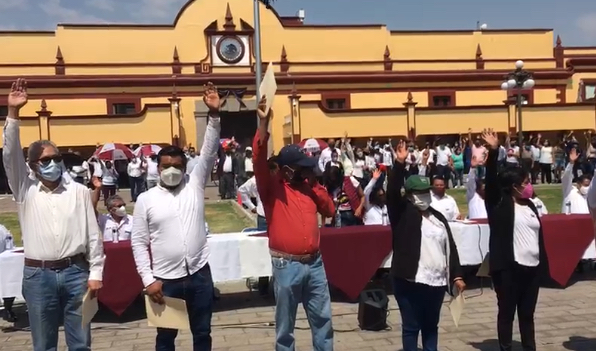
[253,101,335,351]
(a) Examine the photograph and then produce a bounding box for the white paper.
[144,296,190,330]
[81,290,98,327]
[448,290,465,327]
[258,62,277,115]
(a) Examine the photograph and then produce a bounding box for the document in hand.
[476,253,490,277]
[258,62,277,115]
[448,290,465,327]
[81,290,99,327]
[144,296,191,330]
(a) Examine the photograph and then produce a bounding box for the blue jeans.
[393,278,446,351]
[22,262,91,351]
[156,264,214,351]
[257,215,267,231]
[476,165,486,179]
[272,254,333,351]
[129,176,145,202]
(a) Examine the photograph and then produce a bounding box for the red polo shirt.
[253,132,335,255]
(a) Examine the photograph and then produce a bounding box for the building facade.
[0,0,595,153]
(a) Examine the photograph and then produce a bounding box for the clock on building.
[216,36,245,64]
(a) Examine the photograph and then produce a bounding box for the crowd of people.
[3,76,596,351]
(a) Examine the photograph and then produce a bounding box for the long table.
[0,215,593,315]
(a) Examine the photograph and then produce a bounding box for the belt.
[270,250,320,264]
[24,253,87,270]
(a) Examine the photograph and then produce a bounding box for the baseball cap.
[276,144,317,168]
[404,175,431,192]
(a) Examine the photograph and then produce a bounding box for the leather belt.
[270,250,320,264]
[24,253,87,270]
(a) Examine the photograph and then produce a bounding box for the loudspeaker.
[357,289,388,331]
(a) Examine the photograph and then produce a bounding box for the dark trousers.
[521,158,533,179]
[156,264,214,351]
[129,176,145,202]
[101,185,117,206]
[219,172,235,199]
[539,163,552,184]
[393,278,445,351]
[256,215,267,231]
[492,263,540,351]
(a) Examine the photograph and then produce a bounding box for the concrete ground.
[2,276,596,351]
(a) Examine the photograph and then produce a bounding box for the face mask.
[113,205,127,217]
[408,147,414,152]
[519,183,533,199]
[160,167,183,187]
[410,192,431,211]
[374,154,381,162]
[440,145,445,150]
[39,160,63,182]
[580,186,589,196]
[356,152,363,158]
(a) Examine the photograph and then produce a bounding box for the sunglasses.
[38,155,63,166]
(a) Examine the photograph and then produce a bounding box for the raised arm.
[481,129,502,210]
[253,97,274,202]
[387,140,408,218]
[363,170,381,209]
[190,82,222,189]
[466,158,478,202]
[2,79,33,202]
[563,148,579,199]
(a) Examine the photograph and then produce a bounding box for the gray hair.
[106,195,124,209]
[27,140,59,172]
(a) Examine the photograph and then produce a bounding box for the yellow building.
[0,0,595,153]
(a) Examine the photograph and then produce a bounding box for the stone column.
[169,96,181,147]
[289,85,302,143]
[403,92,417,140]
[36,99,51,140]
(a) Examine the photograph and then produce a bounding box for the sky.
[0,0,595,46]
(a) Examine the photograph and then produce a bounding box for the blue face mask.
[39,160,63,182]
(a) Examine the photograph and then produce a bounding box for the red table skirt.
[97,214,594,313]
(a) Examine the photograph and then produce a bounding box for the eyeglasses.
[38,155,63,166]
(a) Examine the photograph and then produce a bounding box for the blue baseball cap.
[276,144,317,168]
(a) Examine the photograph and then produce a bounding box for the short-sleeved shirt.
[99,214,133,242]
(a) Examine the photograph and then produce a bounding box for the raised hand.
[372,169,382,179]
[8,78,28,111]
[394,140,408,163]
[569,148,579,163]
[203,82,221,113]
[257,96,273,120]
[481,128,499,149]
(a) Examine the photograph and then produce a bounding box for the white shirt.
[530,197,548,217]
[127,159,143,178]
[146,159,159,180]
[539,146,553,164]
[435,147,452,166]
[362,177,389,225]
[318,147,340,172]
[0,224,11,254]
[430,193,460,221]
[99,214,133,242]
[415,215,448,287]
[186,155,200,175]
[132,117,220,287]
[466,169,488,219]
[531,145,541,161]
[561,164,589,214]
[244,157,254,173]
[513,203,541,267]
[222,156,233,173]
[381,149,393,167]
[426,149,436,164]
[2,118,104,281]
[237,177,264,217]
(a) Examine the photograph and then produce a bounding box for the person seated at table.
[387,140,465,351]
[430,176,461,221]
[323,164,365,226]
[98,195,133,242]
[481,128,548,351]
[562,147,590,214]
[362,169,388,225]
[527,185,548,217]
[0,223,17,323]
[466,155,487,220]
[237,157,279,232]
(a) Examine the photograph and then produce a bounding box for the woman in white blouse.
[482,129,548,351]
[536,135,553,184]
[466,156,487,219]
[362,169,388,225]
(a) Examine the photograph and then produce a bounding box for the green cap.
[404,175,431,192]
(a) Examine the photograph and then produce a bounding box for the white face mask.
[410,192,432,211]
[160,167,183,187]
[580,186,589,197]
[113,205,127,217]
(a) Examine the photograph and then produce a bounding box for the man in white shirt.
[318,139,339,173]
[562,148,590,214]
[98,195,133,242]
[132,82,221,351]
[127,155,145,202]
[186,146,200,176]
[435,142,452,188]
[430,176,461,221]
[2,78,104,350]
[145,155,159,189]
[238,176,265,230]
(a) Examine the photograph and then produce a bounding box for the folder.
[144,296,190,330]
[81,289,98,327]
[448,290,465,328]
[258,62,277,115]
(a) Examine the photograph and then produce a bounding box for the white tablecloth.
[0,223,490,299]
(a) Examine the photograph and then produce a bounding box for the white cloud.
[85,0,115,12]
[39,0,106,24]
[0,0,28,10]
[576,13,596,40]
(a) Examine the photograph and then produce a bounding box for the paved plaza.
[2,277,596,351]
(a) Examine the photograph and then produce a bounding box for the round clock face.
[216,36,245,64]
